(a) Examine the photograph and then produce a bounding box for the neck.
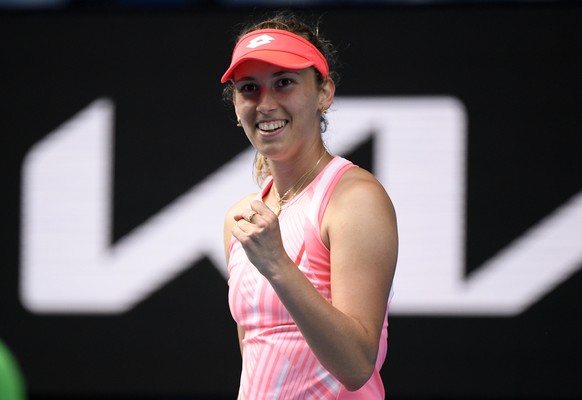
[269,146,330,205]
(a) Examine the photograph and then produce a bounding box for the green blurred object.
[0,339,26,400]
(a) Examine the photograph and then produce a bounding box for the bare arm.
[232,168,398,390]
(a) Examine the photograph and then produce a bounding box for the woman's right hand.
[232,200,290,279]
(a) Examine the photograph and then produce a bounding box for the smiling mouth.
[256,120,288,132]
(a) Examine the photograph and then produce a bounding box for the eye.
[275,78,294,88]
[236,82,258,94]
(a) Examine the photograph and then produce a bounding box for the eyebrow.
[234,70,301,83]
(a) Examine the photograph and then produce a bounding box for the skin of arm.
[231,167,398,391]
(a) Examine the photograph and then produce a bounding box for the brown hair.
[223,10,339,184]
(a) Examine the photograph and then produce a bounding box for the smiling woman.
[221,11,398,400]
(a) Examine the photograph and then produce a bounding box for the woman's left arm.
[323,168,398,388]
[254,168,398,391]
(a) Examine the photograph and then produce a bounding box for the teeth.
[258,120,286,131]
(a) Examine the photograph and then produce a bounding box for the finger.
[232,221,244,241]
[233,220,245,234]
[233,211,248,223]
[233,210,256,224]
[245,211,257,223]
[250,199,276,216]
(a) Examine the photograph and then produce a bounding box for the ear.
[318,78,336,112]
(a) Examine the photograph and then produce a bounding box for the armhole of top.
[317,163,358,226]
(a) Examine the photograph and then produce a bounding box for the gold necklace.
[273,149,327,216]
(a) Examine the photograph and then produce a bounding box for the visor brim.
[220,50,314,83]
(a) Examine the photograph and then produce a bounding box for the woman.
[222,12,398,399]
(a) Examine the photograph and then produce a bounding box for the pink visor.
[220,28,329,83]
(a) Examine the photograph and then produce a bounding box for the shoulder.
[332,166,394,212]
[322,166,397,245]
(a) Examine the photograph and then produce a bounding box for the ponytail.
[254,153,271,185]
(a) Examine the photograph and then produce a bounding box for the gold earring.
[320,107,327,115]
[236,119,242,127]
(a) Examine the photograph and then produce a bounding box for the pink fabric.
[228,156,390,399]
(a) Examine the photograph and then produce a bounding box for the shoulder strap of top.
[308,156,357,227]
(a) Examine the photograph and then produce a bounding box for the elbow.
[329,327,381,391]
[339,336,380,391]
[340,362,375,392]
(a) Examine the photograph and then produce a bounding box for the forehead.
[233,59,309,81]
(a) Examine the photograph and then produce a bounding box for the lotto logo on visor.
[247,34,275,49]
[220,29,329,83]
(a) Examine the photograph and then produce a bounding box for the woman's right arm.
[224,194,256,357]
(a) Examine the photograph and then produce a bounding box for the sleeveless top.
[228,156,390,399]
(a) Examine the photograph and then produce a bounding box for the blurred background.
[1,0,581,399]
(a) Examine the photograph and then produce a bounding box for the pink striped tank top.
[228,156,390,399]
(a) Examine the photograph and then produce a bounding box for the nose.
[256,88,277,114]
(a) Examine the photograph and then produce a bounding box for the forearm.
[267,259,381,391]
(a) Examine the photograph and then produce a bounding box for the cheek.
[233,96,242,115]
[234,94,251,115]
[295,93,320,120]
[234,101,255,136]
[234,104,251,122]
